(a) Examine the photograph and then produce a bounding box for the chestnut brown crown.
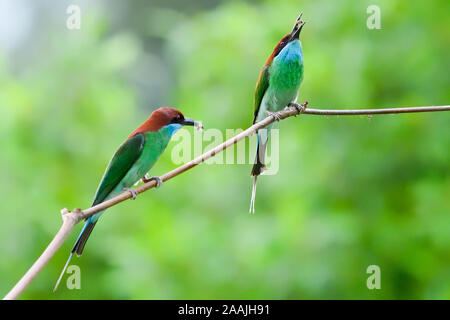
[129,107,200,138]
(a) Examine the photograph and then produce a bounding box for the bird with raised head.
[250,13,306,213]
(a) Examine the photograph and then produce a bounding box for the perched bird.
[250,13,306,213]
[54,107,202,291]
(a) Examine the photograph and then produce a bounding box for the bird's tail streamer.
[249,131,267,214]
[249,175,258,214]
[53,218,95,292]
[53,252,73,292]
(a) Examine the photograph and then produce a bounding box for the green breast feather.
[269,57,303,93]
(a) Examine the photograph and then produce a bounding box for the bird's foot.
[123,187,138,200]
[289,101,308,116]
[142,173,151,184]
[265,111,281,122]
[142,174,163,188]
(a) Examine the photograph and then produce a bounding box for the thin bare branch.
[302,104,450,115]
[3,102,449,299]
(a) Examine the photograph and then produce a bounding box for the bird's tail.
[71,217,97,257]
[53,218,97,292]
[249,134,267,214]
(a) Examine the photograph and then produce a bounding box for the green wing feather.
[253,65,270,124]
[92,133,145,206]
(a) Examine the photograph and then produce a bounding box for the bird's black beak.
[290,13,305,40]
[291,12,303,33]
[182,117,203,130]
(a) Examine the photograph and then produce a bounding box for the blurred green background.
[0,0,449,299]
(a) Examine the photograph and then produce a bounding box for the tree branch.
[302,105,450,115]
[3,102,449,299]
